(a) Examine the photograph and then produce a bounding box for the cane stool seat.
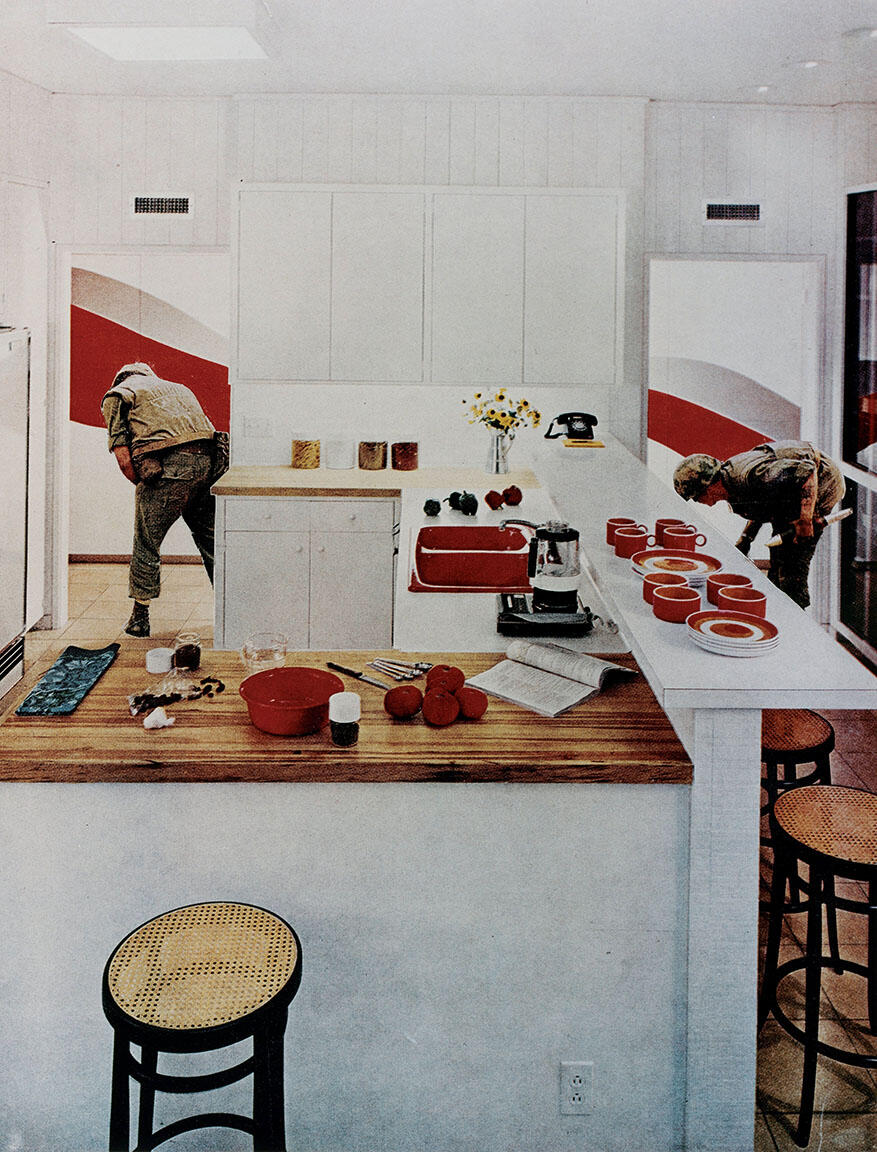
[103,902,302,1152]
[759,786,877,1147]
[761,709,834,758]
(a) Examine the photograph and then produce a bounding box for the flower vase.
[486,429,513,474]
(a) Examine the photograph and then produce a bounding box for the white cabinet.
[216,496,396,651]
[235,185,623,388]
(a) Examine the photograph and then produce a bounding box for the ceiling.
[0,0,875,105]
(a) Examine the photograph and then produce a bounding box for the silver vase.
[485,429,513,474]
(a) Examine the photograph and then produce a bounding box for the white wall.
[0,782,689,1152]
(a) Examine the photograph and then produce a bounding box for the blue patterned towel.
[15,643,120,716]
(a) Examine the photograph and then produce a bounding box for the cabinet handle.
[348,513,357,521]
[316,545,325,553]
[295,544,304,553]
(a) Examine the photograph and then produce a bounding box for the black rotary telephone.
[543,412,599,441]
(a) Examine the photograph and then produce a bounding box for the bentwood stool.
[102,901,302,1152]
[761,709,834,812]
[759,786,877,1147]
[761,710,835,910]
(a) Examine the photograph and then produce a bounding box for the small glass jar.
[172,631,202,672]
[329,691,361,747]
[291,439,321,468]
[358,440,388,470]
[391,441,419,470]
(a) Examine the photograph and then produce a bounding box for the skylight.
[68,25,267,61]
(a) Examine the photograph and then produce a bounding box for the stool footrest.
[135,1110,256,1151]
[127,1052,256,1095]
[768,957,877,1070]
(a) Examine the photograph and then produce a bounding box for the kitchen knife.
[326,661,391,689]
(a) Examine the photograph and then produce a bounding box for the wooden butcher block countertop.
[0,649,691,784]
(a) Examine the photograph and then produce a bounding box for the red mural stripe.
[70,305,229,431]
[647,389,767,460]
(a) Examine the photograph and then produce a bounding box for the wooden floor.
[6,562,877,1148]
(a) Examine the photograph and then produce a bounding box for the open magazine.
[466,640,635,717]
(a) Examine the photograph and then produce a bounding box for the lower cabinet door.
[309,532,394,650]
[222,531,310,651]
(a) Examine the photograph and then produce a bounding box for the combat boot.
[125,601,150,637]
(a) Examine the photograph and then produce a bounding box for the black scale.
[496,593,596,637]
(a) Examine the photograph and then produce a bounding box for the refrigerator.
[0,328,30,699]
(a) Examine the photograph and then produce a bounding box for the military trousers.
[129,444,215,602]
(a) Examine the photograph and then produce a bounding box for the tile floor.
[8,562,877,1150]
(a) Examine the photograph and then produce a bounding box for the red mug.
[652,584,701,622]
[614,526,656,558]
[706,572,752,606]
[606,517,637,546]
[643,572,689,605]
[663,526,707,551]
[655,517,687,547]
[717,586,767,617]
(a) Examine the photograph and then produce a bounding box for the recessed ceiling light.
[800,59,822,69]
[756,85,772,93]
[68,25,267,61]
[842,27,877,41]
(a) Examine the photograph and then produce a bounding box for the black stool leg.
[780,760,803,905]
[137,1045,157,1151]
[869,878,877,1034]
[253,1012,287,1152]
[797,867,824,1148]
[759,836,789,1031]
[109,1032,131,1152]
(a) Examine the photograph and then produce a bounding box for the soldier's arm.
[791,468,818,540]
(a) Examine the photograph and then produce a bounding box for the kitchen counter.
[213,464,539,498]
[0,648,690,784]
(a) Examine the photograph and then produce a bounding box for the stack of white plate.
[686,609,779,657]
[630,549,723,588]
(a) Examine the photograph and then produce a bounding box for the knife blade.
[326,661,391,689]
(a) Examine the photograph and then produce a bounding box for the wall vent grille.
[704,201,762,224]
[0,635,24,682]
[133,196,190,215]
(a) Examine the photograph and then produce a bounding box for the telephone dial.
[543,412,599,441]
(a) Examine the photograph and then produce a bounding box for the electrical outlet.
[559,1060,593,1115]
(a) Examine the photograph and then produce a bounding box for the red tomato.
[422,689,461,727]
[454,685,489,719]
[426,664,466,693]
[383,685,424,718]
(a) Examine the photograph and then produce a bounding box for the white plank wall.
[0,71,51,184]
[645,102,839,257]
[234,95,646,191]
[839,104,877,189]
[50,95,228,248]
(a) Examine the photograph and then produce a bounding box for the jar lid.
[329,691,361,722]
[146,647,174,674]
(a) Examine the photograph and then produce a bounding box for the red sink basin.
[410,525,533,592]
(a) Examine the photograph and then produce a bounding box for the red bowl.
[239,666,345,735]
[652,584,701,622]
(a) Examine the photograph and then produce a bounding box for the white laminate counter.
[393,481,630,655]
[533,434,877,711]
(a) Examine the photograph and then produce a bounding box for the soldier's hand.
[112,445,138,485]
[791,517,815,543]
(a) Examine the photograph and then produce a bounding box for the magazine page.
[504,640,631,688]
[465,659,598,717]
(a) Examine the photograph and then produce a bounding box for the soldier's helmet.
[673,454,722,501]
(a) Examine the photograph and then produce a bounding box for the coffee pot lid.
[535,520,579,542]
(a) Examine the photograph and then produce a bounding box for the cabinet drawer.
[223,497,311,532]
[311,499,395,533]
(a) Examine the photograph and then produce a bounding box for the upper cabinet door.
[524,193,619,385]
[331,192,424,382]
[237,189,332,380]
[430,193,525,385]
